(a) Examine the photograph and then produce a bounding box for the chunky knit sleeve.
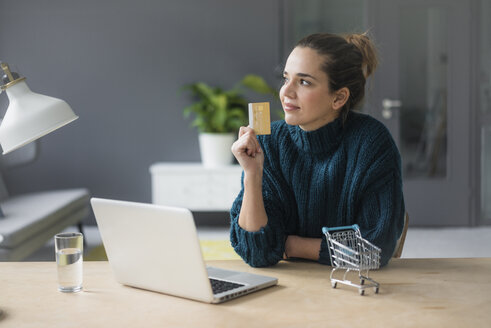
[357,166,404,267]
[229,129,292,268]
[351,123,404,267]
[318,117,405,267]
[229,168,288,267]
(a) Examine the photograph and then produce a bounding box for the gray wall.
[0,0,282,222]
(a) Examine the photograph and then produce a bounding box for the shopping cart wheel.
[360,279,365,285]
[331,281,337,288]
[375,287,379,294]
[359,289,365,296]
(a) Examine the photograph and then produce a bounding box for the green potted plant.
[183,74,277,167]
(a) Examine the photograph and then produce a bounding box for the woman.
[230,33,405,267]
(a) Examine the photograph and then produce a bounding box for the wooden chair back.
[393,212,409,258]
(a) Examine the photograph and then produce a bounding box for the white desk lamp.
[0,62,78,155]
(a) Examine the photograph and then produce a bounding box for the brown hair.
[296,32,378,123]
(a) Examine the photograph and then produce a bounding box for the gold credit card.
[248,102,271,135]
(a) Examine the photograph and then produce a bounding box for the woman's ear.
[333,87,350,111]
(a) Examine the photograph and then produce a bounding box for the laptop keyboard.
[209,278,244,294]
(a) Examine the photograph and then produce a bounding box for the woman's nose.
[281,81,296,99]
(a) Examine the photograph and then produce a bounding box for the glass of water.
[55,232,83,293]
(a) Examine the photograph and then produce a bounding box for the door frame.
[471,0,491,226]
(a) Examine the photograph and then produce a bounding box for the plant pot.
[198,133,236,168]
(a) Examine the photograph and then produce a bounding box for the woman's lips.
[283,103,300,112]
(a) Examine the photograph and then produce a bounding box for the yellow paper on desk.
[248,102,271,135]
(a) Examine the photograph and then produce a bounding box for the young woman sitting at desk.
[230,32,405,267]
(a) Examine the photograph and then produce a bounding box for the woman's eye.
[300,79,310,86]
[283,77,289,84]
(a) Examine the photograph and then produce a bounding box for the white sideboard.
[150,163,242,211]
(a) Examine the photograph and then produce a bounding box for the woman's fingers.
[238,126,254,138]
[232,126,265,173]
[233,127,260,157]
[240,136,257,157]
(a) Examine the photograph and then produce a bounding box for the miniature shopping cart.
[322,224,381,295]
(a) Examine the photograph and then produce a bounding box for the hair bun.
[344,32,378,78]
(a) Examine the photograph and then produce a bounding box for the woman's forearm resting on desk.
[236,175,322,263]
[284,236,322,261]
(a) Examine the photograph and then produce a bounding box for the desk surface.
[0,258,490,327]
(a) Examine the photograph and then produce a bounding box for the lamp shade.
[0,80,78,154]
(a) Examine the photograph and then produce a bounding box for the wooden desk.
[0,259,490,327]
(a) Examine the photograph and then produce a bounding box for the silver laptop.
[90,197,278,303]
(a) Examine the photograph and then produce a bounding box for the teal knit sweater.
[230,111,405,267]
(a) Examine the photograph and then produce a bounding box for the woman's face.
[280,46,340,131]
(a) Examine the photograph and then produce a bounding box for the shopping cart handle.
[322,224,360,234]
